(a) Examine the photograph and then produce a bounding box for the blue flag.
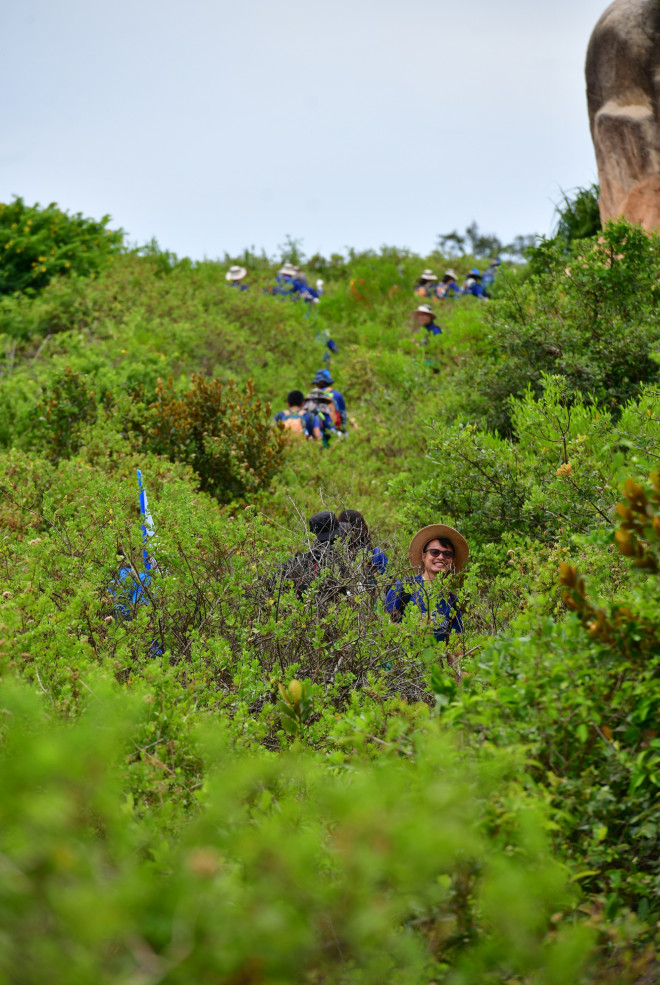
[137,469,156,570]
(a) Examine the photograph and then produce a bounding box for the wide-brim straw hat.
[412,303,434,316]
[279,263,298,277]
[408,524,469,574]
[444,269,458,280]
[226,265,247,281]
[420,269,438,281]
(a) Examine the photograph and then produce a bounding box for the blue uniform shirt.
[385,576,463,642]
[270,275,320,302]
[371,546,388,575]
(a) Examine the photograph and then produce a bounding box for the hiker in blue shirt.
[312,369,347,429]
[337,509,388,580]
[412,303,442,339]
[414,269,439,298]
[269,263,321,303]
[385,524,467,644]
[274,390,321,439]
[225,265,249,291]
[462,269,485,298]
[481,258,501,298]
[435,269,460,299]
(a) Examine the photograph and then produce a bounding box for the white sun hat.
[413,303,434,316]
[420,269,438,281]
[225,265,247,281]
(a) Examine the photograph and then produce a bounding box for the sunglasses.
[424,548,454,559]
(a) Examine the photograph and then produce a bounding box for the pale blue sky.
[1,0,607,259]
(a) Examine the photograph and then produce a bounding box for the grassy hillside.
[1,209,660,983]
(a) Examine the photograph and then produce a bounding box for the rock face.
[586,0,660,230]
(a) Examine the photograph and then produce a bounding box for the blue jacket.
[385,576,463,642]
[425,321,442,337]
[462,279,485,299]
[270,275,320,302]
[371,546,388,575]
[436,280,459,299]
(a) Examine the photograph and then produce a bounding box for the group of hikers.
[413,260,501,301]
[226,262,338,356]
[276,509,466,646]
[274,369,348,446]
[111,472,467,654]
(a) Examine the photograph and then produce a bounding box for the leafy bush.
[138,375,286,502]
[0,679,597,985]
[553,184,602,246]
[470,220,660,435]
[0,197,123,295]
[440,475,660,920]
[403,374,638,549]
[25,366,106,461]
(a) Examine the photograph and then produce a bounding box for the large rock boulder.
[586,0,660,230]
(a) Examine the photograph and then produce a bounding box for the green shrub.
[552,184,602,247]
[138,374,286,502]
[24,366,105,461]
[470,219,660,435]
[0,197,123,295]
[0,678,596,985]
[440,475,660,919]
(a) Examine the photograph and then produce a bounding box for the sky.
[1,0,607,261]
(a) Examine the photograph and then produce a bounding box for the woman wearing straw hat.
[435,269,460,300]
[226,265,249,291]
[414,269,439,298]
[385,524,467,643]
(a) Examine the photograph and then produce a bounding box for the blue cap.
[469,268,481,277]
[313,368,333,384]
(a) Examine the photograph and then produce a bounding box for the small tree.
[143,375,286,502]
[0,198,124,295]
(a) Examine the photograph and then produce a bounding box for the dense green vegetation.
[1,200,659,982]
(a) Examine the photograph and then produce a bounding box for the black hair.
[287,390,304,406]
[423,536,454,554]
[337,509,372,550]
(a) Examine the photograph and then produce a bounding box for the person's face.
[422,538,455,579]
[416,313,433,326]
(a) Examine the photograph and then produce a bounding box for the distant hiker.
[303,388,339,446]
[226,265,249,290]
[462,268,485,299]
[312,368,347,430]
[270,263,321,304]
[435,269,460,299]
[275,511,349,604]
[414,269,439,298]
[274,389,321,439]
[412,303,442,339]
[481,258,501,298]
[385,524,467,644]
[337,509,388,578]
